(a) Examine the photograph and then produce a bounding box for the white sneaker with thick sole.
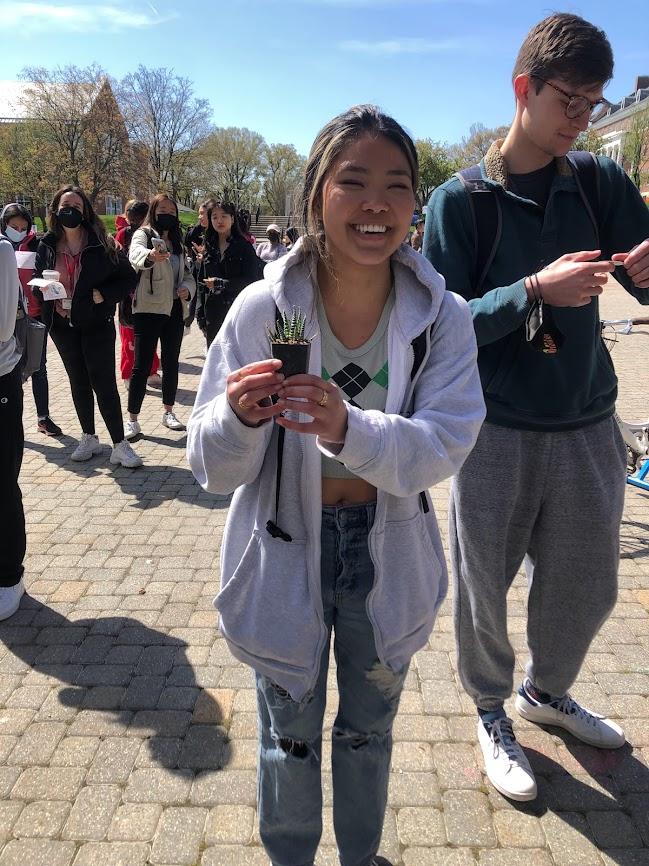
[110,439,143,468]
[162,411,185,431]
[71,433,102,462]
[515,680,625,749]
[477,716,537,802]
[0,579,25,621]
[124,420,141,441]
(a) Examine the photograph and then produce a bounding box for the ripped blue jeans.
[256,502,408,866]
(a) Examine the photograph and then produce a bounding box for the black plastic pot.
[271,342,311,378]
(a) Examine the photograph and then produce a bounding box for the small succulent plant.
[267,307,310,345]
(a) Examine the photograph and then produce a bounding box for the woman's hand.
[178,287,190,301]
[227,359,285,426]
[148,248,170,264]
[92,289,104,304]
[192,242,205,262]
[275,374,348,444]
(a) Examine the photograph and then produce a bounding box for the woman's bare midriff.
[322,477,377,506]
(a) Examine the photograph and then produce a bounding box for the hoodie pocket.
[369,513,446,659]
[215,530,320,670]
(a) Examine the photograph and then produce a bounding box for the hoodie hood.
[262,236,447,343]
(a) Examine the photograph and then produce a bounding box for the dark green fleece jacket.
[423,144,649,431]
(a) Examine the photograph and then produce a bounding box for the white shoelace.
[488,718,527,763]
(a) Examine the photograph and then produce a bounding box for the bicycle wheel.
[601,323,618,353]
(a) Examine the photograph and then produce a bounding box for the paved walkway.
[2,280,648,866]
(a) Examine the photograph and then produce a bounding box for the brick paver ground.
[3,279,649,865]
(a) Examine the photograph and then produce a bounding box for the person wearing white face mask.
[0,204,62,437]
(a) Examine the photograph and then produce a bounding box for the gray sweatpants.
[450,417,626,711]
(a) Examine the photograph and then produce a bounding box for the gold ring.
[317,389,328,408]
[238,397,251,410]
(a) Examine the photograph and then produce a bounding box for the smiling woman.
[187,104,485,866]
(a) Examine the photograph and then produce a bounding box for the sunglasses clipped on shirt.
[532,76,611,120]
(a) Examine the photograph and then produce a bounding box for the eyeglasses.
[533,76,610,120]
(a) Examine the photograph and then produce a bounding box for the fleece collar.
[261,236,447,343]
[483,139,573,189]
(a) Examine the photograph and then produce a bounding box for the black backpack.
[456,150,601,295]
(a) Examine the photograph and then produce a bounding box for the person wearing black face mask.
[0,203,62,437]
[33,185,142,468]
[126,193,195,440]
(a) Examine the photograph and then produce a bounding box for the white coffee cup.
[42,269,60,282]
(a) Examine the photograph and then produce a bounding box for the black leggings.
[129,299,184,414]
[0,365,25,587]
[49,313,124,444]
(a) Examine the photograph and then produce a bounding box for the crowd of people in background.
[6,14,649,865]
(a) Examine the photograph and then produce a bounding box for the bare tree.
[18,64,131,204]
[623,107,649,189]
[259,143,306,214]
[118,66,212,197]
[453,122,510,168]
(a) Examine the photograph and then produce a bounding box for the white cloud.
[339,38,459,56]
[0,2,179,32]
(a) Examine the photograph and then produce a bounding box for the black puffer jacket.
[198,234,262,332]
[34,230,137,330]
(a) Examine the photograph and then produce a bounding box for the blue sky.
[1,0,647,155]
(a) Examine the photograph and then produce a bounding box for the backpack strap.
[266,304,291,542]
[566,150,601,247]
[410,323,435,514]
[456,165,502,297]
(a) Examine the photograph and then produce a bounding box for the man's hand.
[534,251,614,307]
[178,287,190,301]
[612,239,649,289]
[92,289,104,304]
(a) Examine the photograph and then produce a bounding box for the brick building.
[591,75,649,201]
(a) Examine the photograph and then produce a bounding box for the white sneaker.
[0,579,25,621]
[110,439,143,468]
[71,433,102,461]
[147,373,162,388]
[162,411,185,431]
[124,419,141,441]
[515,679,625,749]
[477,716,537,801]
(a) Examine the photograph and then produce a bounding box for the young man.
[424,13,649,802]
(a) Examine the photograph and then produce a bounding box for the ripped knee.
[365,661,406,706]
[278,737,310,759]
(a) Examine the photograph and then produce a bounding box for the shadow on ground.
[0,600,232,774]
[500,727,649,862]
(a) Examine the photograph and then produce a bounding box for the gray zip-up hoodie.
[0,236,21,377]
[187,239,485,700]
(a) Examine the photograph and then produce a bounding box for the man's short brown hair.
[513,13,613,92]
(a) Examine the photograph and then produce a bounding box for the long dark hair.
[48,185,117,262]
[1,203,33,234]
[204,201,244,251]
[145,193,183,255]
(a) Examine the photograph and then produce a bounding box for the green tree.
[197,127,266,209]
[573,129,604,154]
[260,143,306,215]
[415,139,458,210]
[623,107,649,189]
